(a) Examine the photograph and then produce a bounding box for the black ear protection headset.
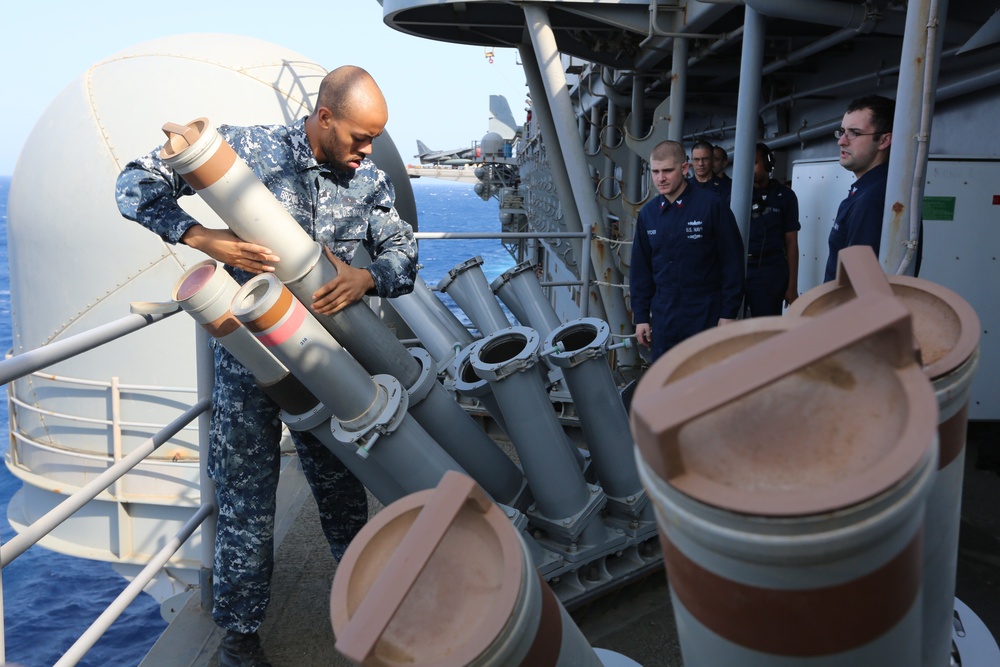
[758,142,775,173]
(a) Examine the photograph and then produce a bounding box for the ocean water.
[0,174,512,666]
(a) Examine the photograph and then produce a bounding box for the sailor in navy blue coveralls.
[745,144,801,316]
[631,141,744,361]
[824,161,889,280]
[825,94,895,281]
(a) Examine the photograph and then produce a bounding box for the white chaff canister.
[329,471,609,667]
[631,294,939,666]
[789,253,981,667]
[158,117,321,284]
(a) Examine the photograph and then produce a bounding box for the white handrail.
[0,397,211,567]
[53,501,214,667]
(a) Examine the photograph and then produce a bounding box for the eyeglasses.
[834,128,885,140]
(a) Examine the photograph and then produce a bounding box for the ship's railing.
[414,229,592,317]
[0,304,216,667]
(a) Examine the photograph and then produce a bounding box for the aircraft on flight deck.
[413,139,480,166]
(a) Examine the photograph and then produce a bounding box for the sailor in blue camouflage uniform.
[116,66,415,667]
[631,140,744,362]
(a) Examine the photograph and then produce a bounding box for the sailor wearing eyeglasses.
[824,94,895,281]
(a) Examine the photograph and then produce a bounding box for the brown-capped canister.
[788,246,981,667]
[631,291,938,666]
[330,471,605,667]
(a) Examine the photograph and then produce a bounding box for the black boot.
[218,630,273,667]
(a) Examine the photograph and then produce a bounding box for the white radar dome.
[480,131,506,157]
[4,34,415,570]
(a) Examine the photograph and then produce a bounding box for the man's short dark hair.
[691,140,715,155]
[846,95,895,135]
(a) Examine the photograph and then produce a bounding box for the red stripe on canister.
[255,297,308,348]
[937,402,968,469]
[520,572,563,667]
[661,530,922,656]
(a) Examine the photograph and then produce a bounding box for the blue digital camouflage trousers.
[207,343,368,634]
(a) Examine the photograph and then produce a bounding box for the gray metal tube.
[730,6,767,251]
[232,275,381,422]
[231,274,466,495]
[492,262,562,340]
[389,274,474,370]
[171,264,408,503]
[438,256,511,335]
[470,327,591,523]
[883,0,948,276]
[669,38,689,143]
[544,318,650,521]
[450,343,508,434]
[522,8,638,360]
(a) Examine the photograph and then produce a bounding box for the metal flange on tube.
[491,261,562,341]
[470,326,606,550]
[171,261,406,504]
[158,117,525,508]
[543,318,652,526]
[230,273,466,495]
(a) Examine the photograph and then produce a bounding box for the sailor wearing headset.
[744,142,801,317]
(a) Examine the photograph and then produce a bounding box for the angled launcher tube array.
[158,117,526,510]
[171,261,406,505]
[787,246,982,667]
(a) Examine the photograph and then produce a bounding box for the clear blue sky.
[0,1,528,175]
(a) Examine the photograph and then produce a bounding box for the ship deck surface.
[139,423,1000,667]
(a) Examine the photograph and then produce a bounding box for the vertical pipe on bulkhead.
[731,6,766,252]
[668,38,688,143]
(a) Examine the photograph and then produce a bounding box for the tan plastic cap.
[788,246,981,379]
[631,291,938,517]
[330,472,524,667]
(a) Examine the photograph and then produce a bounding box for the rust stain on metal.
[889,201,905,239]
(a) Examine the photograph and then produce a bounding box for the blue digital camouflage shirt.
[116,117,417,297]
